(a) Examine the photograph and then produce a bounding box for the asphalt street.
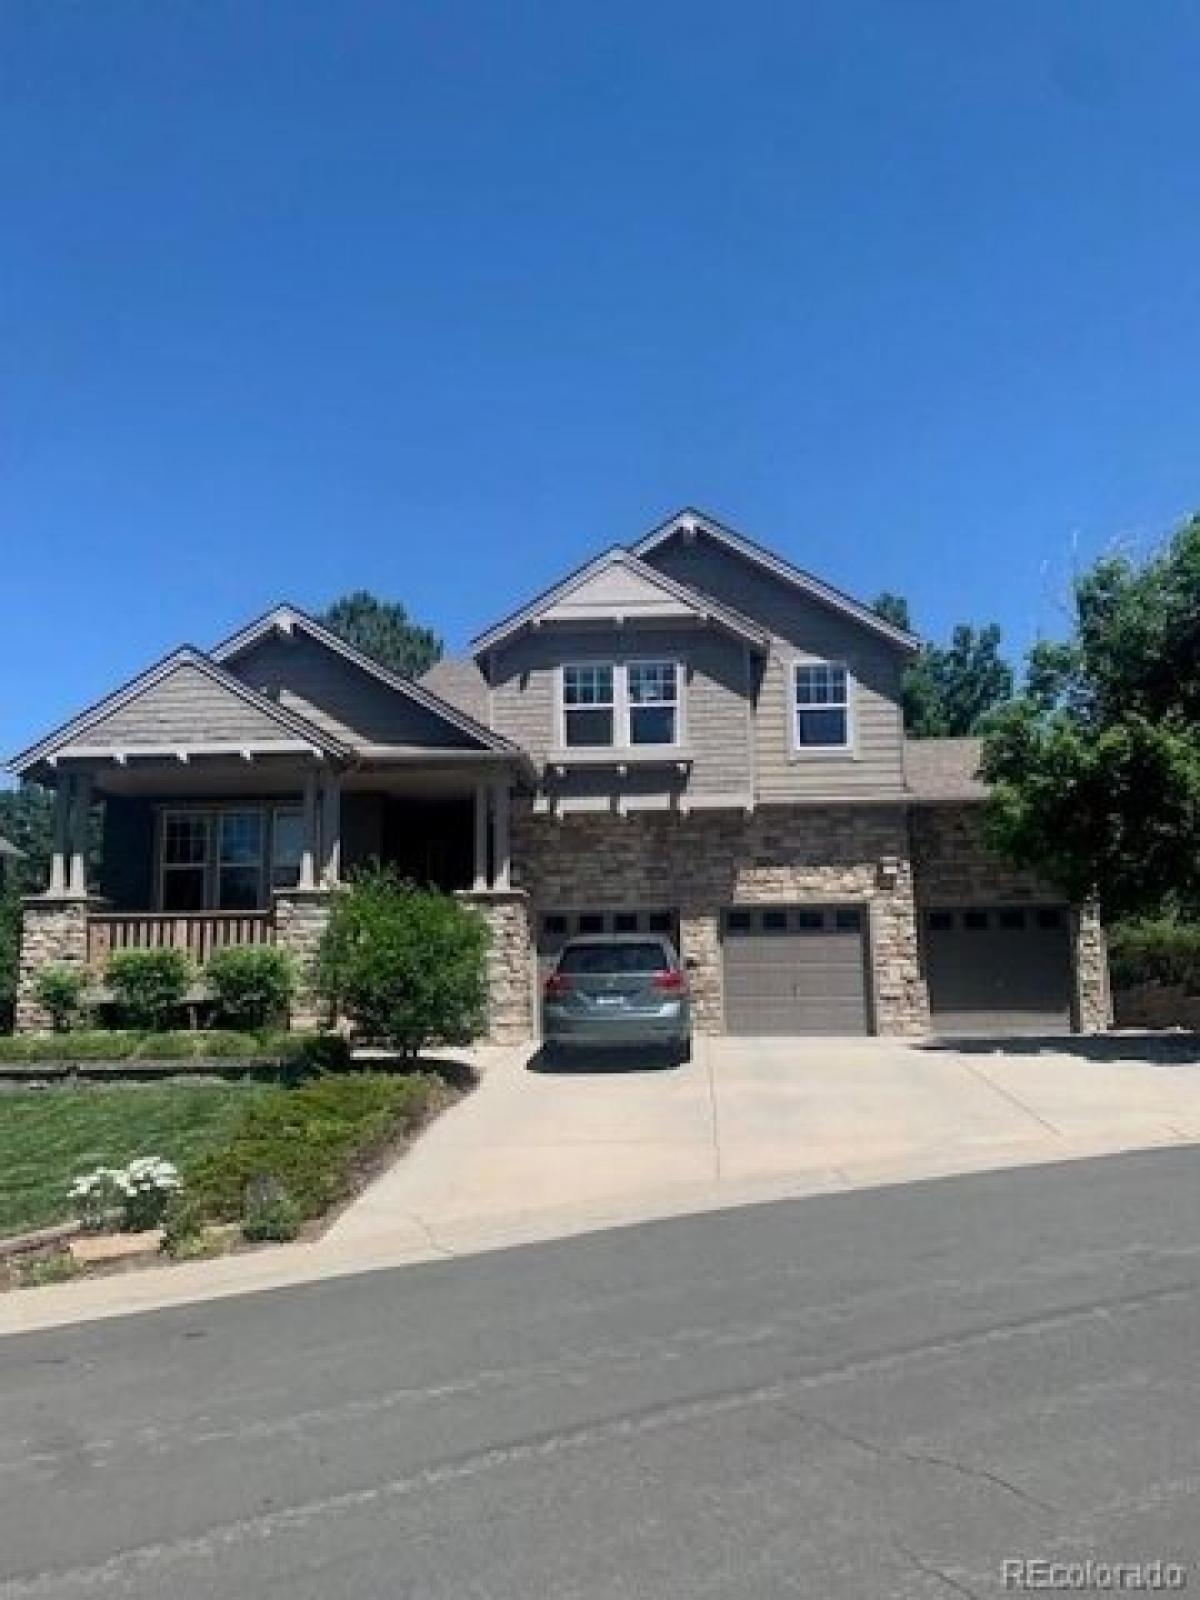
[2,1147,1199,1598]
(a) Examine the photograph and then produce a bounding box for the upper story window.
[793,661,850,750]
[627,661,678,745]
[560,661,681,749]
[562,664,615,747]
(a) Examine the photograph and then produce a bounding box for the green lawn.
[0,1083,271,1236]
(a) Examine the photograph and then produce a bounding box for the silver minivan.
[541,934,692,1062]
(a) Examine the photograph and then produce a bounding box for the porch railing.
[87,911,276,968]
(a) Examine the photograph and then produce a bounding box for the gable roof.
[471,547,770,656]
[420,656,490,724]
[9,647,349,777]
[212,604,521,754]
[904,737,988,802]
[632,508,922,653]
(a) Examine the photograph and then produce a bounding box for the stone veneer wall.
[910,803,1112,1032]
[272,887,333,1029]
[15,896,93,1032]
[457,890,536,1044]
[512,803,929,1035]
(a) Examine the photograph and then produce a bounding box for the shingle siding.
[77,664,296,747]
[487,624,751,796]
[643,534,907,800]
[228,634,477,750]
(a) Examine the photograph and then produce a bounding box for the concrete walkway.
[2,1033,1198,1337]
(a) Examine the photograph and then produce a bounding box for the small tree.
[206,947,295,1031]
[317,868,488,1059]
[34,964,87,1033]
[106,949,192,1030]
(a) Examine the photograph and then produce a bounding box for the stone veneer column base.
[456,889,535,1044]
[1073,902,1112,1033]
[15,896,96,1033]
[272,887,334,1030]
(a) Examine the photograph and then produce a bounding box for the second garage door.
[722,905,871,1036]
[923,905,1072,1035]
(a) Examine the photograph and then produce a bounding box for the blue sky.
[4,1,1199,761]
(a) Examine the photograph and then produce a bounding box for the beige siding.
[542,564,696,624]
[228,634,479,750]
[488,625,751,797]
[645,536,907,800]
[77,664,298,747]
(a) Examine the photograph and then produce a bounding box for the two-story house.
[9,509,1110,1039]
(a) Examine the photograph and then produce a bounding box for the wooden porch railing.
[87,911,276,967]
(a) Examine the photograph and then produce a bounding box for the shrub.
[70,1157,182,1232]
[276,1029,352,1083]
[160,1192,207,1257]
[184,1071,440,1223]
[1109,919,1200,994]
[19,1251,80,1288]
[106,949,192,1030]
[241,1175,302,1242]
[33,965,88,1033]
[206,947,296,1031]
[317,868,488,1058]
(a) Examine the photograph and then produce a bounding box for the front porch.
[16,756,527,1033]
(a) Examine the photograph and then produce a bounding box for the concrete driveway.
[328,1032,1200,1255]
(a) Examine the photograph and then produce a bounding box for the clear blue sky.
[4,1,1199,761]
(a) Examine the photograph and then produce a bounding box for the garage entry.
[537,907,681,975]
[923,905,1072,1035]
[722,905,871,1036]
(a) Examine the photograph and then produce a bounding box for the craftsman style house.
[10,509,1110,1039]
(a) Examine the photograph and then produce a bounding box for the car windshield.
[557,942,671,976]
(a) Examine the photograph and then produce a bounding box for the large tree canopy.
[318,591,443,679]
[872,593,1013,737]
[980,516,1200,919]
[0,784,54,1029]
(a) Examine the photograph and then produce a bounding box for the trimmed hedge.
[182,1072,442,1223]
[1109,920,1200,994]
[0,1029,351,1069]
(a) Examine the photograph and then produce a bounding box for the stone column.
[15,896,94,1032]
[870,856,930,1036]
[679,907,723,1034]
[273,886,333,1029]
[1073,902,1112,1033]
[456,889,534,1044]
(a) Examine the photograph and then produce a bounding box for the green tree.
[319,591,443,678]
[0,784,54,1031]
[981,516,1200,918]
[872,595,1013,736]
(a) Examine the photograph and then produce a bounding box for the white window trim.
[789,657,855,758]
[557,659,686,752]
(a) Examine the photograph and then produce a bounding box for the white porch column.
[491,778,511,891]
[299,769,319,890]
[473,782,490,892]
[48,777,71,895]
[68,772,92,897]
[320,771,342,885]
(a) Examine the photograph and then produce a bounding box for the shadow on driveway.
[919,1030,1200,1066]
[526,1044,685,1076]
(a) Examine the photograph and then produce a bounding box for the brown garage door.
[722,905,871,1036]
[923,906,1071,1034]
